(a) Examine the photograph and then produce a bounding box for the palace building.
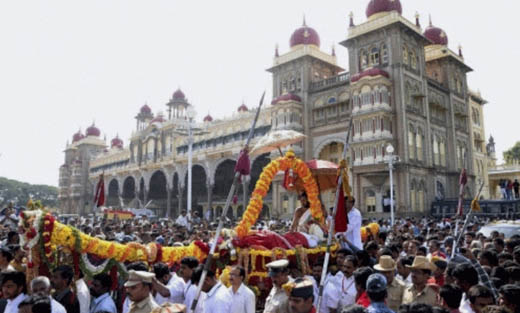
[58,0,492,218]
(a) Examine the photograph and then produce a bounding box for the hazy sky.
[1,0,517,187]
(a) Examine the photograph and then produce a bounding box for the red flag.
[94,174,105,208]
[335,182,348,233]
[456,169,467,216]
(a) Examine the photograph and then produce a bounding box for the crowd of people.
[0,195,519,313]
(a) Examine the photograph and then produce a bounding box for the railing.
[310,73,350,91]
[431,199,520,217]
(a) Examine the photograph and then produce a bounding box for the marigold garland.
[235,150,324,238]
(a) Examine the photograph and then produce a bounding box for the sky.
[0,0,518,187]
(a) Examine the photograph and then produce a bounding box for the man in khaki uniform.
[402,256,438,306]
[263,259,290,313]
[124,270,160,313]
[374,255,405,312]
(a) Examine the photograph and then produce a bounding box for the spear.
[189,91,265,313]
[316,117,354,312]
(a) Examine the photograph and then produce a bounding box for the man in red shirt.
[428,257,447,290]
[353,267,374,308]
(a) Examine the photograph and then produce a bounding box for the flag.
[94,174,105,208]
[456,168,467,216]
[335,184,348,233]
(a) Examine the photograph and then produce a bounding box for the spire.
[331,44,336,57]
[349,11,355,27]
[429,14,432,26]
[458,44,463,58]
[275,43,279,57]
[415,12,420,28]
[303,14,306,26]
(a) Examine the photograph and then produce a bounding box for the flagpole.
[188,91,265,313]
[316,118,353,312]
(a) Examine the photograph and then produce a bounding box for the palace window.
[410,50,418,70]
[410,180,416,212]
[382,44,389,64]
[360,50,369,70]
[408,127,416,159]
[370,47,380,66]
[433,136,440,165]
[402,45,409,65]
[416,131,423,161]
[440,140,446,166]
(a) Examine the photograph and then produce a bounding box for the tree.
[503,142,520,164]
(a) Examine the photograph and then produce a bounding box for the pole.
[316,118,353,312]
[187,121,193,216]
[389,155,395,226]
[189,91,265,313]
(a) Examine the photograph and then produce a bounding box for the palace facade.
[58,0,493,218]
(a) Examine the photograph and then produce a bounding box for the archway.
[149,171,167,216]
[107,179,120,208]
[138,178,145,203]
[122,177,136,207]
[249,154,271,194]
[171,173,179,216]
[318,141,344,164]
[213,160,237,202]
[183,165,207,217]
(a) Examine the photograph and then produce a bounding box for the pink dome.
[72,130,84,143]
[289,21,320,48]
[111,136,123,148]
[173,88,186,100]
[140,104,152,114]
[203,114,213,122]
[351,68,390,83]
[238,103,248,112]
[86,124,100,137]
[151,115,166,124]
[271,93,302,105]
[424,22,448,46]
[366,0,402,19]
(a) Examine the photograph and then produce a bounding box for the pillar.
[166,188,172,218]
[207,183,214,222]
[143,187,149,205]
[178,185,184,215]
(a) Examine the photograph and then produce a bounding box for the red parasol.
[293,159,339,192]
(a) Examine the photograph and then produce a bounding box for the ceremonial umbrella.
[250,129,306,156]
[293,159,339,192]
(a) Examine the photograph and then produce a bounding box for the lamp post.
[175,106,207,217]
[386,144,398,226]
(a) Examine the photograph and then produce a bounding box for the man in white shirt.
[228,266,255,313]
[2,271,26,313]
[153,262,185,305]
[176,210,190,229]
[199,267,232,313]
[30,276,67,313]
[89,273,117,313]
[75,274,91,313]
[344,197,362,250]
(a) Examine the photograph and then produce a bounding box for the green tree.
[503,142,520,164]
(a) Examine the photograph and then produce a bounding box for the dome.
[289,20,320,48]
[271,92,302,105]
[111,136,123,149]
[72,130,84,143]
[173,88,186,100]
[140,104,152,114]
[86,124,100,137]
[151,115,166,124]
[203,114,213,122]
[423,21,448,46]
[238,103,248,112]
[366,0,402,19]
[351,68,390,83]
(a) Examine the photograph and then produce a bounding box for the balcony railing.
[310,73,350,92]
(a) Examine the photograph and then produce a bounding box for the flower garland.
[235,150,324,238]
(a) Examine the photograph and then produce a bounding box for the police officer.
[264,259,290,313]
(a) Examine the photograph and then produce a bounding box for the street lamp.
[174,106,207,217]
[386,144,398,226]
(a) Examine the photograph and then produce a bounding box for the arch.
[213,159,237,201]
[249,153,271,193]
[183,164,208,213]
[318,141,345,165]
[261,204,270,219]
[314,137,346,159]
[138,177,145,202]
[149,170,167,216]
[122,176,136,205]
[339,92,350,102]
[107,179,120,208]
[236,205,244,219]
